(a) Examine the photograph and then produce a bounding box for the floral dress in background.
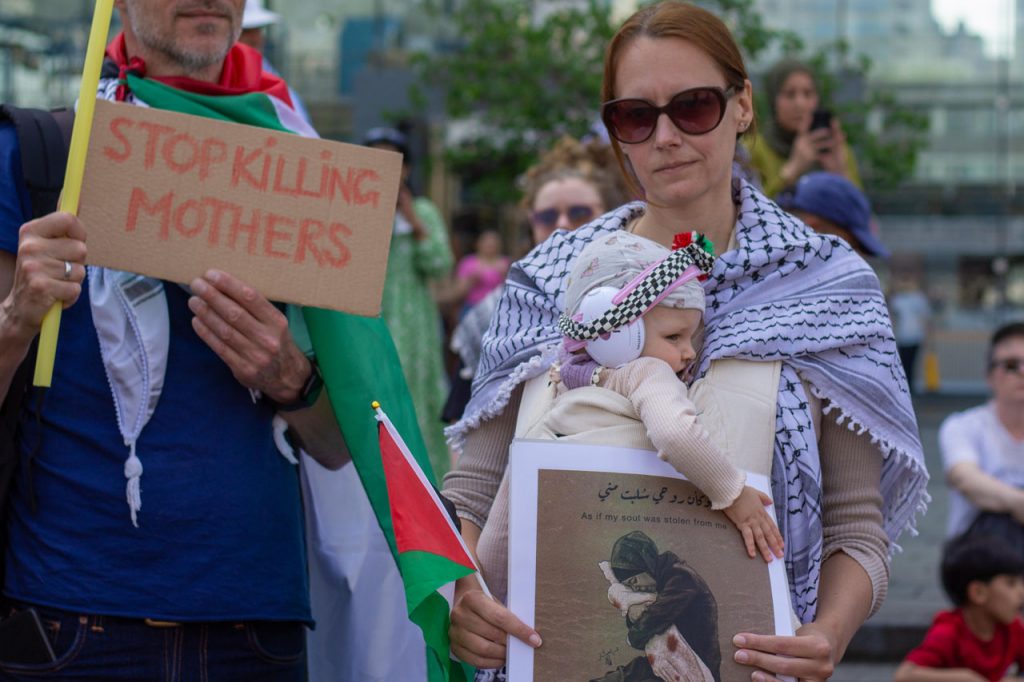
[381,196,454,479]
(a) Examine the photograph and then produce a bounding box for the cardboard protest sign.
[78,100,402,316]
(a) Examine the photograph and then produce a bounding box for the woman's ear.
[735,79,754,130]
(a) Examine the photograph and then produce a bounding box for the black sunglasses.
[990,358,1024,374]
[601,85,739,144]
[531,205,597,230]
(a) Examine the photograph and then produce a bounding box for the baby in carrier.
[552,229,783,562]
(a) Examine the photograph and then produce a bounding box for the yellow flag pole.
[33,0,115,387]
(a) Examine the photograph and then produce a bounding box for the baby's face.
[640,306,702,376]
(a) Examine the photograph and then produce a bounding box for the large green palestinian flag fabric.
[303,309,475,682]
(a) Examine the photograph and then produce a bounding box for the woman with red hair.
[442,4,927,681]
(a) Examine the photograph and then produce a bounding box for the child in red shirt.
[895,534,1024,682]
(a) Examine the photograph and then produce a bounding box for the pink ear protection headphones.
[559,234,715,369]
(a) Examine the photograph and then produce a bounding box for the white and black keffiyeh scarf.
[446,179,928,622]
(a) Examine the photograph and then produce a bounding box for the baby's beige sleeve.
[608,358,745,509]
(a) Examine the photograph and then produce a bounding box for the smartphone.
[810,108,833,132]
[0,608,57,665]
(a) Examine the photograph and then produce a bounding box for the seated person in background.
[941,322,1024,546]
[894,533,1024,682]
[776,171,890,259]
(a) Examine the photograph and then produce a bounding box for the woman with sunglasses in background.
[442,3,928,681]
[746,58,861,199]
[521,135,633,249]
[441,136,630,425]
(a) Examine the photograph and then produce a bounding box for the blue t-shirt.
[0,125,30,233]
[0,122,310,623]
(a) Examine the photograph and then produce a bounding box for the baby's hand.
[722,486,784,562]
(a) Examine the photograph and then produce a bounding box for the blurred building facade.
[4,0,1022,391]
[0,0,87,107]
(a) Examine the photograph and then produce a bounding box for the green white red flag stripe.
[374,402,491,595]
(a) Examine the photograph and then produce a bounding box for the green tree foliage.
[415,0,928,205]
[413,0,616,204]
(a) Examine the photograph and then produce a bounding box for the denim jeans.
[0,603,306,681]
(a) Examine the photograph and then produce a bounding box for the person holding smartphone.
[746,58,861,197]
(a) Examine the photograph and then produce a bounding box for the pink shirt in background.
[457,254,509,306]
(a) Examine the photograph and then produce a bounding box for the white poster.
[507,439,794,682]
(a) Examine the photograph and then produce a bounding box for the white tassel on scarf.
[124,441,144,527]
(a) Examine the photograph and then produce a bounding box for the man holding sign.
[0,0,350,677]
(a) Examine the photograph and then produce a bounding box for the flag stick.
[472,569,493,600]
[33,0,115,387]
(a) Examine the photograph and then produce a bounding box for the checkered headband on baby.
[558,240,715,342]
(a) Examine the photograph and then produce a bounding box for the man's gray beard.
[125,6,239,75]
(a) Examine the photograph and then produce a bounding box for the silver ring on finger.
[63,260,72,281]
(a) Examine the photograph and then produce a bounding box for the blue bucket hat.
[778,172,890,259]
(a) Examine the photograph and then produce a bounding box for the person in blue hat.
[777,171,890,259]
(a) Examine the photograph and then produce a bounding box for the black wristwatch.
[269,358,324,412]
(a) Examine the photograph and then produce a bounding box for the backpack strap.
[0,342,35,475]
[0,104,74,218]
[0,105,72,567]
